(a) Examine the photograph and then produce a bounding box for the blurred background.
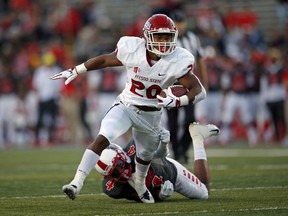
[0,0,287,151]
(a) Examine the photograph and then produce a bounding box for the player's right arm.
[50,51,122,85]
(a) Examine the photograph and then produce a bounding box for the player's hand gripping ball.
[157,85,188,109]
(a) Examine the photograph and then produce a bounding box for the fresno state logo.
[144,21,151,30]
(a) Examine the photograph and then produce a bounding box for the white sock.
[134,159,150,194]
[193,137,207,161]
[70,149,99,187]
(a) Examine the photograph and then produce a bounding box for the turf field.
[0,145,288,216]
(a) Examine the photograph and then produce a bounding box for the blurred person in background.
[218,58,258,146]
[60,72,93,146]
[275,0,288,30]
[165,9,208,163]
[32,52,62,147]
[194,49,224,145]
[261,48,286,143]
[247,51,271,143]
[78,74,94,145]
[193,2,225,50]
[11,79,33,148]
[282,57,288,145]
[59,74,82,145]
[86,67,129,144]
[0,63,18,148]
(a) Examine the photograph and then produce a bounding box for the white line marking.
[93,207,288,216]
[1,186,287,200]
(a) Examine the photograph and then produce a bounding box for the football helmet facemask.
[95,145,132,183]
[143,14,178,56]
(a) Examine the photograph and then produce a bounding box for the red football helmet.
[143,14,178,56]
[95,144,132,183]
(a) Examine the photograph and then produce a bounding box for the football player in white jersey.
[51,14,206,203]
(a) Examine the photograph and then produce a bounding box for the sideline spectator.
[261,48,286,143]
[32,52,62,146]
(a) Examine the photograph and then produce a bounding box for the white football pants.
[99,101,167,161]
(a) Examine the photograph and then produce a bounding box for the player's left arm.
[178,70,206,105]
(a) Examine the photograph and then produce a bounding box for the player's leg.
[133,156,154,203]
[62,103,132,200]
[130,110,165,203]
[132,129,159,203]
[189,123,220,192]
[167,157,209,199]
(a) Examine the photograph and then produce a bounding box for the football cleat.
[189,122,220,140]
[134,179,155,203]
[62,184,81,200]
[139,189,155,204]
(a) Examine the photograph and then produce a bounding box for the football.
[159,85,188,98]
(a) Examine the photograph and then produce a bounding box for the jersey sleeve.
[173,48,195,78]
[116,36,143,66]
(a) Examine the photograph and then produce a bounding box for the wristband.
[192,86,206,104]
[75,63,87,74]
[179,95,189,106]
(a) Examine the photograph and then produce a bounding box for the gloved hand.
[159,180,174,200]
[50,63,87,85]
[157,88,181,109]
[50,68,78,85]
[154,129,170,158]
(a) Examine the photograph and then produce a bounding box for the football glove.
[159,180,174,200]
[154,129,170,158]
[157,88,180,109]
[50,63,87,85]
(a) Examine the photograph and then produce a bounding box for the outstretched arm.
[50,51,122,85]
[84,52,123,70]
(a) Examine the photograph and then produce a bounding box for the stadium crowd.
[0,0,287,150]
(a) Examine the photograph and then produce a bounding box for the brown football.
[159,85,188,98]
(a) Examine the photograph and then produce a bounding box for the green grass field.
[1,145,288,216]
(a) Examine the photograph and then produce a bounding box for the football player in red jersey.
[96,123,219,202]
[50,14,206,203]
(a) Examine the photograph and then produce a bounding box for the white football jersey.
[116,36,195,107]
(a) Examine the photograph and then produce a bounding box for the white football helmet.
[95,144,132,183]
[143,14,178,56]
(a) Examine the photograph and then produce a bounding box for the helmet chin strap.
[155,52,162,58]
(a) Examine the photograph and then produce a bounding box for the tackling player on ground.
[50,14,206,203]
[96,123,220,202]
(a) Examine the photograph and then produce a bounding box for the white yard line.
[93,207,288,216]
[1,185,287,200]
